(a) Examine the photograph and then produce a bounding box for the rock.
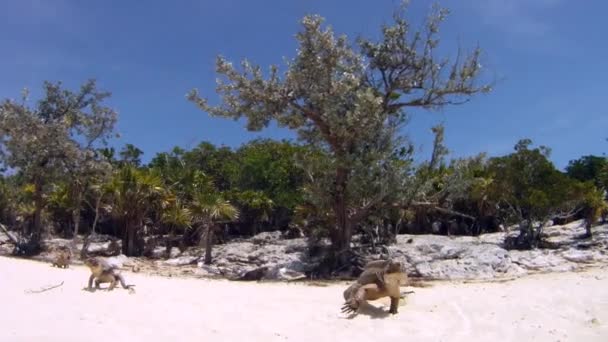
[431,221,442,234]
[197,264,225,277]
[411,244,512,280]
[233,266,269,281]
[163,256,198,266]
[86,240,121,256]
[251,231,283,244]
[478,232,507,245]
[561,249,596,264]
[269,267,307,281]
[206,235,311,281]
[106,254,129,268]
[284,225,304,239]
[509,250,576,272]
[28,220,608,283]
[148,246,182,259]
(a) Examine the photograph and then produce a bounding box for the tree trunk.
[165,226,174,259]
[204,223,214,265]
[72,190,83,239]
[91,196,102,235]
[32,179,44,245]
[584,220,593,238]
[331,166,351,252]
[72,208,81,239]
[80,234,91,259]
[122,218,137,256]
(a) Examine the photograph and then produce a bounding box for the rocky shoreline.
[1,219,607,282]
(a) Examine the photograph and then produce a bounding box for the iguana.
[83,257,135,292]
[341,259,408,315]
[51,245,72,269]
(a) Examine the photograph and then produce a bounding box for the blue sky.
[0,0,606,170]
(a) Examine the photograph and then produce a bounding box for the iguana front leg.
[87,274,95,290]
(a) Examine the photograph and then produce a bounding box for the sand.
[0,256,607,342]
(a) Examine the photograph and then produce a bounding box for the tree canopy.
[188,3,491,256]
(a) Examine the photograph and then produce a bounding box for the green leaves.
[160,198,192,231]
[190,191,239,223]
[188,2,490,249]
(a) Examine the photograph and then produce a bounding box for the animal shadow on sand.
[82,286,109,292]
[342,301,393,320]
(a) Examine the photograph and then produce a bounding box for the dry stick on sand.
[25,281,64,294]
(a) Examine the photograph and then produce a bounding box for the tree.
[486,139,595,248]
[160,196,192,257]
[227,189,274,236]
[0,80,117,252]
[226,139,306,233]
[181,142,235,191]
[190,190,239,265]
[566,155,608,195]
[0,175,17,225]
[188,3,490,256]
[105,165,167,256]
[231,139,305,210]
[119,144,144,167]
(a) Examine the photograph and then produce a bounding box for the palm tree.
[105,165,167,256]
[190,191,239,264]
[160,196,192,257]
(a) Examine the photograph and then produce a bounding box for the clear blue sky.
[1,0,606,170]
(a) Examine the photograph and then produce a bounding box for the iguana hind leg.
[108,277,116,291]
[341,283,377,314]
[389,296,399,314]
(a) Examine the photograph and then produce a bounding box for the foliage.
[566,155,608,195]
[485,139,597,248]
[119,144,144,167]
[190,188,239,264]
[0,79,117,247]
[105,165,168,255]
[188,2,490,255]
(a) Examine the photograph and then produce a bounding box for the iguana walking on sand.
[83,257,135,292]
[342,259,409,315]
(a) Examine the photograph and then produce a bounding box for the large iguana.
[341,259,408,315]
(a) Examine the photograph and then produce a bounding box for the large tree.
[0,80,117,252]
[188,3,490,254]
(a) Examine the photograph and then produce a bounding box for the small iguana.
[83,257,135,292]
[51,245,72,269]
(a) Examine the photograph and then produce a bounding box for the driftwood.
[0,222,42,255]
[0,222,20,245]
[25,281,64,294]
[409,202,476,221]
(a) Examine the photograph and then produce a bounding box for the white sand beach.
[0,256,606,342]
